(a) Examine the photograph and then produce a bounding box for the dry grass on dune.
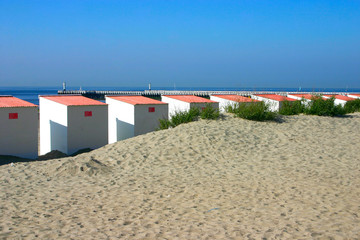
[1,113,360,239]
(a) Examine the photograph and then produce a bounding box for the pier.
[57,89,348,100]
[58,90,257,100]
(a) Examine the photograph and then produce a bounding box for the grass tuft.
[279,100,305,115]
[304,97,346,116]
[344,99,360,113]
[225,102,277,121]
[200,103,220,120]
[158,105,219,130]
[170,107,200,127]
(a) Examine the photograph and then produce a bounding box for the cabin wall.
[134,104,168,136]
[39,98,68,155]
[0,107,38,159]
[106,97,135,143]
[67,105,108,155]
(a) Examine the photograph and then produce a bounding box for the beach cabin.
[161,95,219,118]
[287,94,328,101]
[0,96,38,159]
[106,95,168,143]
[323,95,355,106]
[347,94,360,99]
[210,95,260,112]
[251,94,296,112]
[287,94,318,101]
[39,95,108,155]
[286,94,324,105]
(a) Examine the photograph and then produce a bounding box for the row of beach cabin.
[1,93,359,160]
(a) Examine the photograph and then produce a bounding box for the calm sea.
[1,86,359,105]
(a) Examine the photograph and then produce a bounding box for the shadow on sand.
[0,148,93,166]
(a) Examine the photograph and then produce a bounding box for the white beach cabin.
[161,95,219,118]
[323,95,355,106]
[39,95,108,155]
[210,95,260,112]
[0,96,38,159]
[287,94,317,101]
[251,94,296,112]
[347,94,360,99]
[106,95,168,143]
[286,93,322,106]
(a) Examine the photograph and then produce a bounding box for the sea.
[1,86,359,105]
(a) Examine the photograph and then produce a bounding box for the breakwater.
[57,90,349,100]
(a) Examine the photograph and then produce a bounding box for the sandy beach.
[1,113,360,239]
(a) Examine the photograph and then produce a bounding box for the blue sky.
[0,0,359,88]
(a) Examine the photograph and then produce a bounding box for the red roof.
[0,96,37,108]
[163,95,217,103]
[212,95,260,102]
[324,95,355,101]
[288,94,319,100]
[41,96,107,106]
[255,94,296,102]
[107,96,166,105]
[349,94,360,97]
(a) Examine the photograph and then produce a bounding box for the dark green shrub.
[224,103,238,114]
[158,118,173,130]
[158,105,220,130]
[170,108,199,127]
[344,99,360,113]
[226,102,277,121]
[200,103,220,120]
[304,97,346,116]
[279,100,305,115]
[189,107,201,119]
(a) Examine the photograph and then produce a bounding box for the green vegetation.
[158,104,220,130]
[200,104,220,120]
[160,96,359,126]
[225,102,278,121]
[344,99,360,113]
[158,118,173,130]
[224,95,360,121]
[170,107,200,127]
[278,100,305,115]
[304,97,346,116]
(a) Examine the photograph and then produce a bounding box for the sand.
[1,113,360,239]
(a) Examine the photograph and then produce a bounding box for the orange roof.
[163,95,217,103]
[107,96,166,105]
[41,95,106,106]
[324,95,355,101]
[212,95,260,102]
[255,94,296,102]
[0,96,37,108]
[288,94,319,100]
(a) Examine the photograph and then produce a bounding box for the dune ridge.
[1,113,360,239]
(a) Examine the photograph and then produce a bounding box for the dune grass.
[225,102,278,121]
[158,104,220,130]
[160,96,359,126]
[280,96,350,117]
[344,99,360,113]
[304,97,346,116]
[224,95,360,120]
[278,100,305,115]
[278,96,360,116]
[170,107,200,127]
[200,104,220,120]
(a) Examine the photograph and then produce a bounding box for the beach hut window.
[9,113,18,119]
[84,111,92,117]
[148,107,155,112]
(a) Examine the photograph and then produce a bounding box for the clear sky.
[1,0,359,88]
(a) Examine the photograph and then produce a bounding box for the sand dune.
[1,113,360,239]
